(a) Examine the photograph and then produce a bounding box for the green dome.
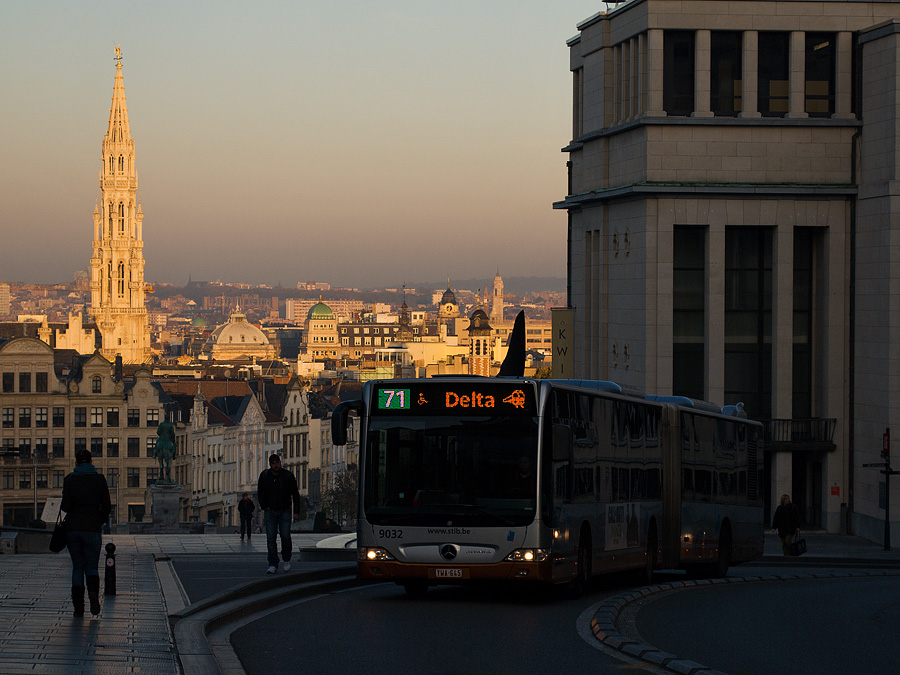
[192,316,207,327]
[308,301,334,320]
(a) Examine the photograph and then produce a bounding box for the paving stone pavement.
[0,551,178,675]
[0,533,345,675]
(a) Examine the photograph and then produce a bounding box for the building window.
[52,407,65,427]
[52,438,65,458]
[74,407,87,428]
[664,31,695,116]
[107,438,119,458]
[792,228,819,419]
[127,409,140,427]
[35,438,47,458]
[711,31,742,117]
[107,467,119,488]
[2,408,12,429]
[147,468,159,486]
[74,438,86,455]
[2,373,12,393]
[724,227,773,419]
[91,407,103,427]
[2,471,13,490]
[35,372,48,393]
[92,376,102,394]
[805,32,835,117]
[19,372,31,393]
[19,439,30,457]
[146,437,156,458]
[127,437,140,458]
[52,470,65,489]
[19,407,31,428]
[107,407,119,427]
[19,471,31,490]
[118,202,125,234]
[35,407,48,428]
[127,467,140,488]
[673,227,706,401]
[759,32,790,117]
[91,437,103,458]
[36,470,48,489]
[147,409,159,427]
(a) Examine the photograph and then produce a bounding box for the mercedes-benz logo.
[440,544,457,560]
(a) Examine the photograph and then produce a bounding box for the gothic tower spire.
[89,46,150,363]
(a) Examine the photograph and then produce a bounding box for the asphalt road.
[633,574,900,675]
[230,577,649,675]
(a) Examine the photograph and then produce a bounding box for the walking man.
[257,454,301,574]
[238,492,255,541]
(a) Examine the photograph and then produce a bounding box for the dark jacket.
[61,466,111,533]
[257,468,301,514]
[771,503,800,536]
[237,498,255,519]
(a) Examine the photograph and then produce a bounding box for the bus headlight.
[360,547,395,562]
[504,549,549,563]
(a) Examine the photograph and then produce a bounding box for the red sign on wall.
[831,486,840,496]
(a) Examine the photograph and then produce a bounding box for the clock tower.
[89,47,151,363]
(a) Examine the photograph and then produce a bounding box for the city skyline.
[0,1,601,288]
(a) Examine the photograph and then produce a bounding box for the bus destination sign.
[373,382,536,416]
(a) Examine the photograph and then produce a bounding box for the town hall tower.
[89,47,150,363]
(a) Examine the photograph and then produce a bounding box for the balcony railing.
[761,418,836,446]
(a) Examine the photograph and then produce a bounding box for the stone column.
[834,31,855,119]
[788,31,809,118]
[706,220,725,404]
[771,224,795,516]
[646,29,666,116]
[693,30,714,117]
[740,30,761,118]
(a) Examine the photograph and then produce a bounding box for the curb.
[590,569,900,675]
[171,565,358,675]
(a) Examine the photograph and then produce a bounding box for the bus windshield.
[363,415,539,528]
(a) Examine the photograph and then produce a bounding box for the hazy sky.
[0,1,603,289]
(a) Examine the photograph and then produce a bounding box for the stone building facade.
[0,337,165,526]
[555,0,900,541]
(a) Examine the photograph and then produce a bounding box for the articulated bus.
[333,377,764,594]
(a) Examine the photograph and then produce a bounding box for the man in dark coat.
[237,492,255,541]
[61,449,111,616]
[257,454,301,574]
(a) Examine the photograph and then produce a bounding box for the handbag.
[49,512,67,553]
[790,532,807,557]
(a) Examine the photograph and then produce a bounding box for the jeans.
[66,530,102,587]
[240,517,253,539]
[264,509,292,567]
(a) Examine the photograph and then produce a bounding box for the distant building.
[88,48,151,364]
[202,309,276,361]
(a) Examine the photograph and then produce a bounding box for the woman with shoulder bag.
[771,493,800,557]
[60,449,111,617]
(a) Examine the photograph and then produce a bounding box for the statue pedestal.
[147,484,180,530]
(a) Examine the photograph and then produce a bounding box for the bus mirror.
[552,424,573,462]
[331,399,363,446]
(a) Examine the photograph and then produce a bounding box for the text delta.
[445,391,495,408]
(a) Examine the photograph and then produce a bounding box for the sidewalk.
[1,531,898,675]
[758,531,900,566]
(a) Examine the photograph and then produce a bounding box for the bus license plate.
[431,568,466,579]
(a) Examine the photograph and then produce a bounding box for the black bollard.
[104,542,116,596]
